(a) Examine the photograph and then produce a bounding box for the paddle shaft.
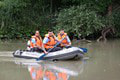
[79,47,88,53]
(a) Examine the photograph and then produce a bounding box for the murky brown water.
[0,40,120,80]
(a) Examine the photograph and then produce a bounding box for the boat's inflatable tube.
[13,47,84,60]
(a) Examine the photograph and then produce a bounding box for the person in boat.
[57,30,71,48]
[28,30,47,54]
[43,31,62,52]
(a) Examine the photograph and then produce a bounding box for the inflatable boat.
[13,47,86,60]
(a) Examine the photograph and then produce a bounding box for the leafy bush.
[113,8,120,37]
[55,5,105,38]
[0,0,53,39]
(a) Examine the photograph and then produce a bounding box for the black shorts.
[46,47,62,52]
[30,47,43,52]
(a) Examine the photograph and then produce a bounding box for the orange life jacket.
[57,33,69,46]
[30,36,43,48]
[45,71,57,80]
[58,72,68,80]
[29,67,43,80]
[29,67,36,80]
[36,68,43,80]
[44,34,56,49]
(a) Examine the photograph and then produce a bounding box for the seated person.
[43,31,62,52]
[28,30,47,54]
[57,30,71,48]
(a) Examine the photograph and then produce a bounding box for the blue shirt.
[31,38,36,44]
[43,37,50,44]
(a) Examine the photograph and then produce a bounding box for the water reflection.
[15,61,84,80]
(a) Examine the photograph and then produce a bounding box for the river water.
[0,40,120,80]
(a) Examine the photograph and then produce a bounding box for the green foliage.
[0,0,53,39]
[61,0,113,13]
[0,1,5,8]
[55,5,105,38]
[0,0,119,40]
[113,7,120,37]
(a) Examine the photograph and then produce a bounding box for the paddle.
[36,36,66,61]
[79,47,88,53]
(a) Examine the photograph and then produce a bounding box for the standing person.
[43,31,62,52]
[29,30,47,54]
[57,30,71,48]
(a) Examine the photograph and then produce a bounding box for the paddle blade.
[36,54,46,61]
[79,47,88,53]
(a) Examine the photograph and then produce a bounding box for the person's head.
[35,30,40,37]
[48,31,54,37]
[60,30,64,35]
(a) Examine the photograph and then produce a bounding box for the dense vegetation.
[0,0,120,40]
[55,5,104,39]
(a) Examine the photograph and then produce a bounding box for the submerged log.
[97,4,115,42]
[73,38,92,44]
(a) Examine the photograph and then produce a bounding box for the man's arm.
[41,37,50,54]
[66,36,71,45]
[41,43,48,54]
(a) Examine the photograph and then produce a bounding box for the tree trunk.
[97,4,115,42]
[1,20,4,29]
[50,0,53,14]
